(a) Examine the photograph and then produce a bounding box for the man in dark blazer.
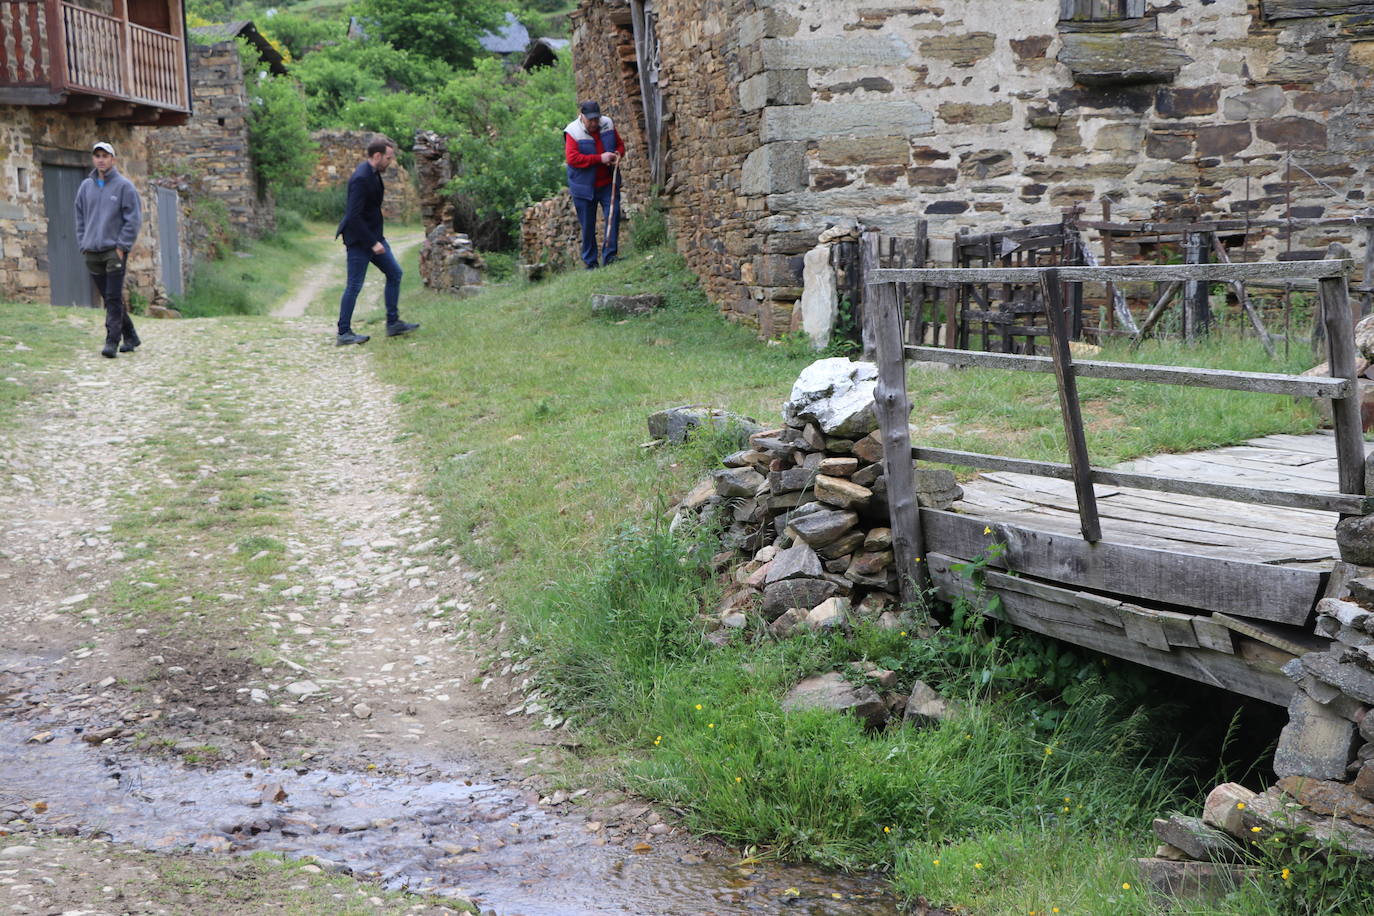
[334,136,418,345]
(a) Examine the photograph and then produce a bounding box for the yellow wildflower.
[984,526,992,535]
[974,862,984,870]
[1281,868,1291,881]
[1236,802,1246,810]
[708,722,715,729]
[1122,882,1131,890]
[695,704,702,710]
[1251,826,1262,833]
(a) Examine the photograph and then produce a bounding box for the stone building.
[1,0,192,306]
[147,39,277,245]
[541,0,1374,334]
[309,130,421,224]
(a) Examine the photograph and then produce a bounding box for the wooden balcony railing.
[0,0,188,114]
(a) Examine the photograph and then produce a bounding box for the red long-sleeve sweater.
[565,129,625,188]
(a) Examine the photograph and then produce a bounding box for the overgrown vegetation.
[364,241,1347,914]
[172,220,335,318]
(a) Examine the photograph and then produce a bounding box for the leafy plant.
[245,68,316,192]
[352,0,506,70]
[822,296,862,357]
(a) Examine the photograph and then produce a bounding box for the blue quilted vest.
[565,116,618,201]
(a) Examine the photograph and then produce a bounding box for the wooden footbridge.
[864,241,1364,705]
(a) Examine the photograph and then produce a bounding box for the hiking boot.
[336,331,371,346]
[386,321,419,337]
[119,334,141,353]
[101,340,118,359]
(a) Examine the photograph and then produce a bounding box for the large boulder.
[781,672,888,728]
[783,358,882,438]
[648,405,762,446]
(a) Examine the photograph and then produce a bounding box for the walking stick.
[603,161,621,262]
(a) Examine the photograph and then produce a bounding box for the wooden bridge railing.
[865,237,1363,610]
[0,0,187,111]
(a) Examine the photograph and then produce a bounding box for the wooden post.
[1210,234,1276,358]
[1321,242,1365,508]
[1184,231,1211,340]
[913,218,928,344]
[860,229,881,361]
[1129,280,1183,349]
[866,254,928,607]
[1042,268,1102,542]
[45,0,66,91]
[1363,223,1373,319]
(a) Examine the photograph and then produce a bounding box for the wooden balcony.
[0,0,190,124]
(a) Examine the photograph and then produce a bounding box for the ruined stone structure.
[544,0,1374,334]
[0,112,165,305]
[147,41,275,241]
[520,191,583,273]
[309,130,420,224]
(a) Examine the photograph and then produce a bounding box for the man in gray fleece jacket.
[75,141,142,358]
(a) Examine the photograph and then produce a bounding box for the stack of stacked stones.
[1135,568,1374,895]
[418,225,485,298]
[674,358,961,640]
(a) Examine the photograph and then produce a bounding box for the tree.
[352,0,507,70]
[246,70,316,191]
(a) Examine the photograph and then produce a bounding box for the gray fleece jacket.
[74,165,142,253]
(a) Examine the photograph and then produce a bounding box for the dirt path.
[0,263,897,915]
[275,231,425,320]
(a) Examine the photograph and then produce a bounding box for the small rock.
[352,703,373,719]
[285,680,322,698]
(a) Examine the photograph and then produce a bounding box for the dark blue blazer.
[336,161,385,249]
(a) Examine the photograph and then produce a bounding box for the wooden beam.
[927,553,1296,706]
[923,509,1326,623]
[866,249,927,606]
[913,445,1369,514]
[905,346,1350,398]
[1321,243,1366,511]
[870,260,1352,284]
[1042,267,1101,542]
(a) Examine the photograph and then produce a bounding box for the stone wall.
[0,108,165,305]
[520,191,582,273]
[145,42,275,242]
[309,130,420,224]
[558,0,1374,333]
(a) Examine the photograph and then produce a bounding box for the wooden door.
[43,164,96,307]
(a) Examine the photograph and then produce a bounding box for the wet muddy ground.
[0,280,906,914]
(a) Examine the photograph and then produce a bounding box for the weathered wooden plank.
[913,446,1370,514]
[905,346,1351,397]
[1210,612,1328,656]
[865,230,926,605]
[927,554,1295,706]
[971,476,1338,554]
[1320,244,1365,508]
[1193,617,1236,655]
[923,509,1326,622]
[1042,268,1101,542]
[1262,0,1374,20]
[870,259,1351,285]
[1120,605,1171,650]
[980,569,1126,629]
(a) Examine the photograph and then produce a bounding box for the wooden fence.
[864,237,1364,610]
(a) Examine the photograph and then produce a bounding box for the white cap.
[92,141,115,155]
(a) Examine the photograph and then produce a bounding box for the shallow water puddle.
[0,722,900,915]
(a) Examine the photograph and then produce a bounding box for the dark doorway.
[42,164,96,308]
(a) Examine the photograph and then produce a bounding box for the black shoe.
[119,335,141,353]
[336,332,371,346]
[101,341,118,359]
[386,321,419,337]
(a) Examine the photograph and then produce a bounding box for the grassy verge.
[173,221,337,318]
[0,302,93,427]
[368,246,1344,912]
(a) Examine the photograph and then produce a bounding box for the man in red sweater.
[564,100,626,269]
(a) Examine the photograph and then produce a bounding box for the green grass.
[0,302,97,426]
[366,245,1343,912]
[909,335,1321,468]
[173,220,336,318]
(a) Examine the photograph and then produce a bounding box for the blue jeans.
[573,185,620,269]
[337,240,402,335]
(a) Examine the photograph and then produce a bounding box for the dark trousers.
[84,248,137,345]
[573,185,620,269]
[337,240,402,335]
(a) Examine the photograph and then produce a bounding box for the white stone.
[782,358,880,437]
[799,244,839,351]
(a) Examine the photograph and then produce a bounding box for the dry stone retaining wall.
[558,0,1374,334]
[309,130,420,224]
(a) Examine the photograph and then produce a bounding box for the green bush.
[173,269,254,318]
[246,69,316,192]
[274,208,306,235]
[432,55,576,247]
[257,12,338,60]
[274,186,347,223]
[628,194,668,251]
[353,0,506,69]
